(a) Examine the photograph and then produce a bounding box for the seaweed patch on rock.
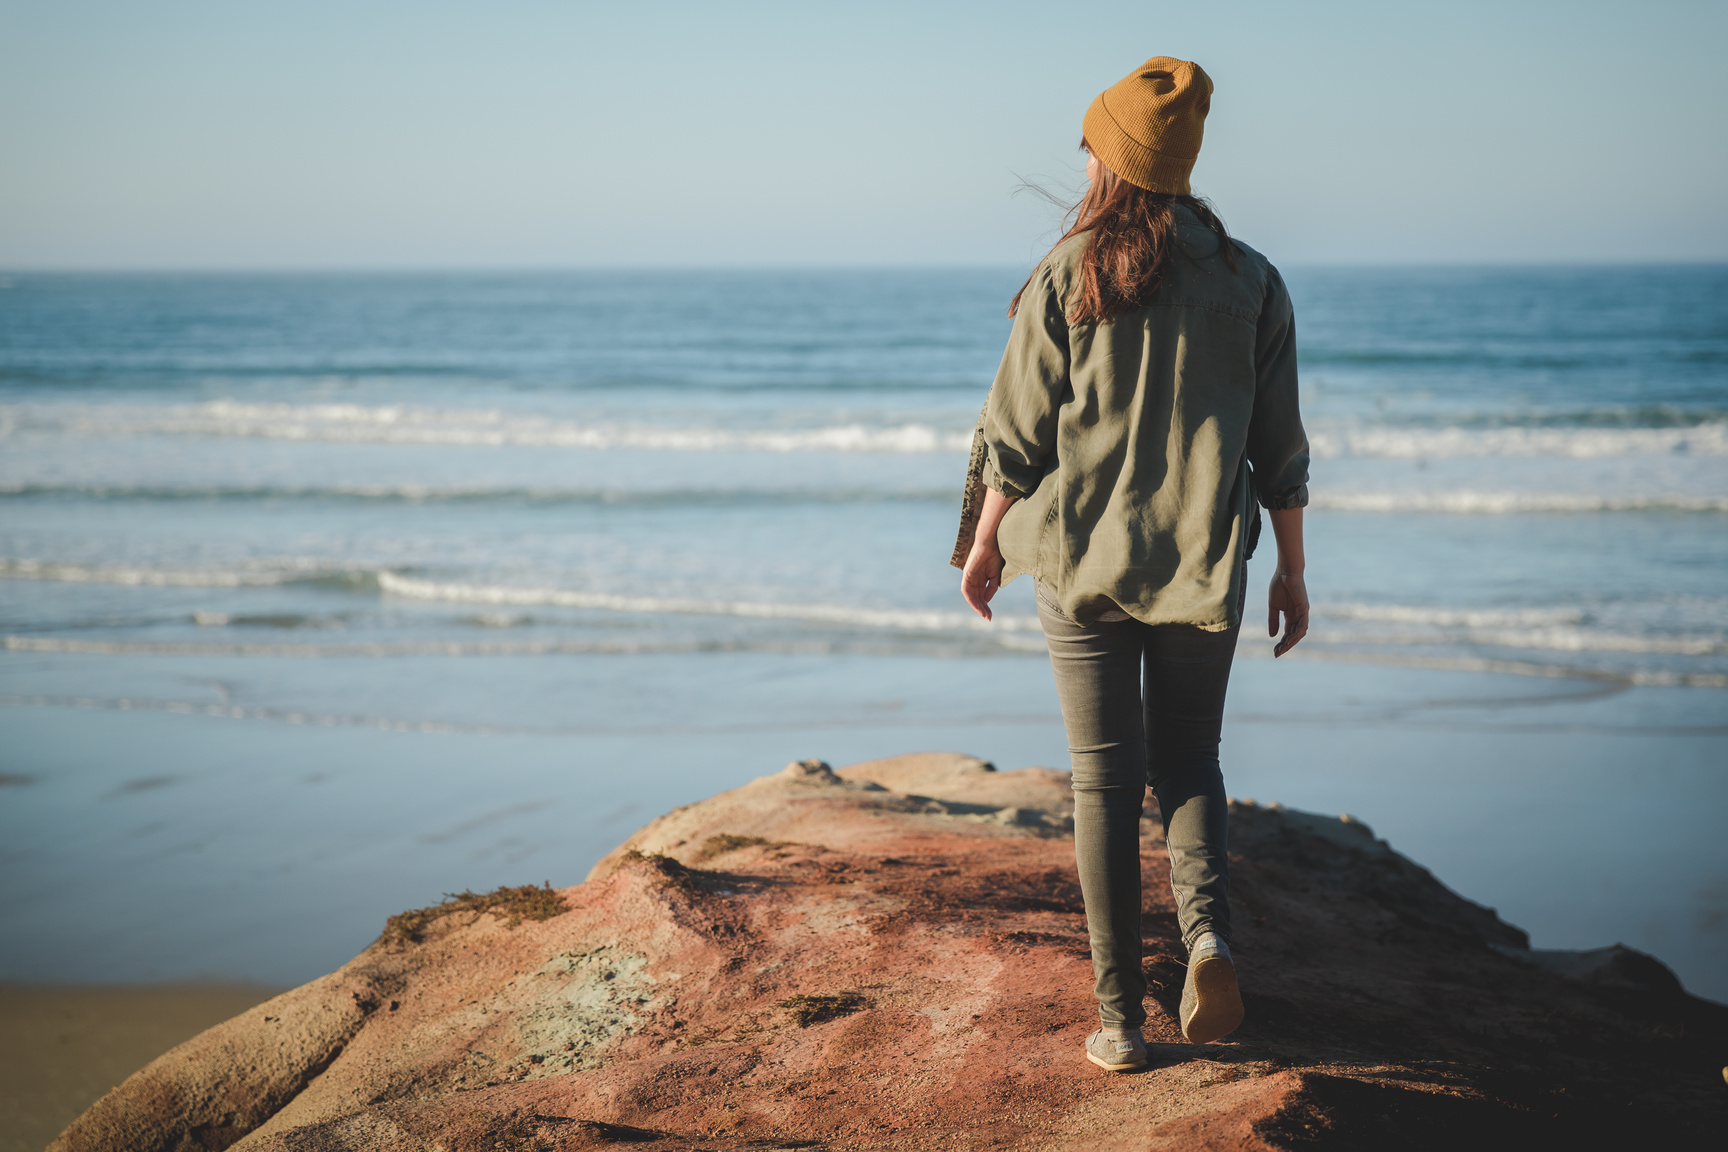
[694,833,798,861]
[382,881,569,947]
[775,992,868,1027]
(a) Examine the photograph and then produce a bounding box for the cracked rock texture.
[49,752,1728,1150]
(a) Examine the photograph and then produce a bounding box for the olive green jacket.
[951,208,1309,630]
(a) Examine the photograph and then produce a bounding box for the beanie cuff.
[1083,95,1196,195]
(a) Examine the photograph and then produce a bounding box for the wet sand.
[0,982,283,1152]
[5,656,1724,1002]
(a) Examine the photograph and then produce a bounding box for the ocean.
[2,266,1725,998]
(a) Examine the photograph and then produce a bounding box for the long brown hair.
[1010,142,1236,323]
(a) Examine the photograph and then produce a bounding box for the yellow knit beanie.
[1082,56,1213,194]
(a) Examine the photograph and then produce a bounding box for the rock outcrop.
[50,753,1727,1150]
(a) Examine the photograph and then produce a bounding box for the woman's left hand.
[1268,572,1309,657]
[961,537,1005,621]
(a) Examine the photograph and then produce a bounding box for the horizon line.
[5,257,1728,277]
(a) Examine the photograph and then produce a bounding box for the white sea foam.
[1307,422,1728,460]
[1259,649,1728,690]
[376,572,1042,633]
[0,557,354,587]
[11,400,1727,459]
[0,692,1072,734]
[1321,604,1587,627]
[2,559,1044,633]
[1309,627,1725,657]
[1,635,732,658]
[1315,600,1728,656]
[7,400,971,454]
[9,635,1722,689]
[1307,601,1728,661]
[0,633,1049,658]
[1310,491,1728,513]
[0,482,952,505]
[0,691,590,733]
[1,482,1722,514]
[8,552,1723,681]
[3,558,1047,634]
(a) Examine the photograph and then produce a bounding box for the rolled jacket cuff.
[1257,483,1309,511]
[981,455,1034,502]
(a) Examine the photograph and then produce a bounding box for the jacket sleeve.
[980,262,1070,500]
[1246,264,1311,511]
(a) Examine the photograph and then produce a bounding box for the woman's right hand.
[1268,572,1309,657]
[962,537,1005,621]
[961,487,1018,621]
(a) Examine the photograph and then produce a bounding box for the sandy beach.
[0,983,281,1152]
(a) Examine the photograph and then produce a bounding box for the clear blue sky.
[2,0,1724,268]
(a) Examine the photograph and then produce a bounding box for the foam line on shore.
[1307,627,1725,657]
[0,634,1053,658]
[1320,604,1587,626]
[6,556,1724,679]
[0,483,952,506]
[375,573,1043,633]
[1309,491,1728,513]
[2,484,1724,514]
[8,400,1728,458]
[0,558,370,588]
[9,633,1723,688]
[377,577,1728,657]
[0,692,1062,734]
[1260,647,1728,689]
[5,401,972,453]
[1307,422,1728,459]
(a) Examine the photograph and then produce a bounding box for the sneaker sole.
[1084,1047,1147,1072]
[1182,956,1244,1044]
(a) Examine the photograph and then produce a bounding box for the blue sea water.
[1,267,1725,997]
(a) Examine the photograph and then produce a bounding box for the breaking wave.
[7,552,1724,686]
[8,400,1728,460]
[2,484,1723,515]
[0,557,372,588]
[1314,602,1728,657]
[1309,491,1728,513]
[0,482,950,506]
[375,572,1042,633]
[1308,627,1725,657]
[1321,604,1587,627]
[3,401,970,453]
[1258,649,1728,690]
[1306,422,1728,459]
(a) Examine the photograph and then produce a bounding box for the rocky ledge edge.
[50,753,1728,1151]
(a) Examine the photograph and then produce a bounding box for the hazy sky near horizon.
[2,0,1725,269]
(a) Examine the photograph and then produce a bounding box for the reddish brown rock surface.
[50,753,1727,1150]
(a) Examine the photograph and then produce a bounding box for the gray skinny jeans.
[1036,582,1239,1028]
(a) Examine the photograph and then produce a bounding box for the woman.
[953,56,1311,1072]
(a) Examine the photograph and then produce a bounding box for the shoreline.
[6,656,1723,1001]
